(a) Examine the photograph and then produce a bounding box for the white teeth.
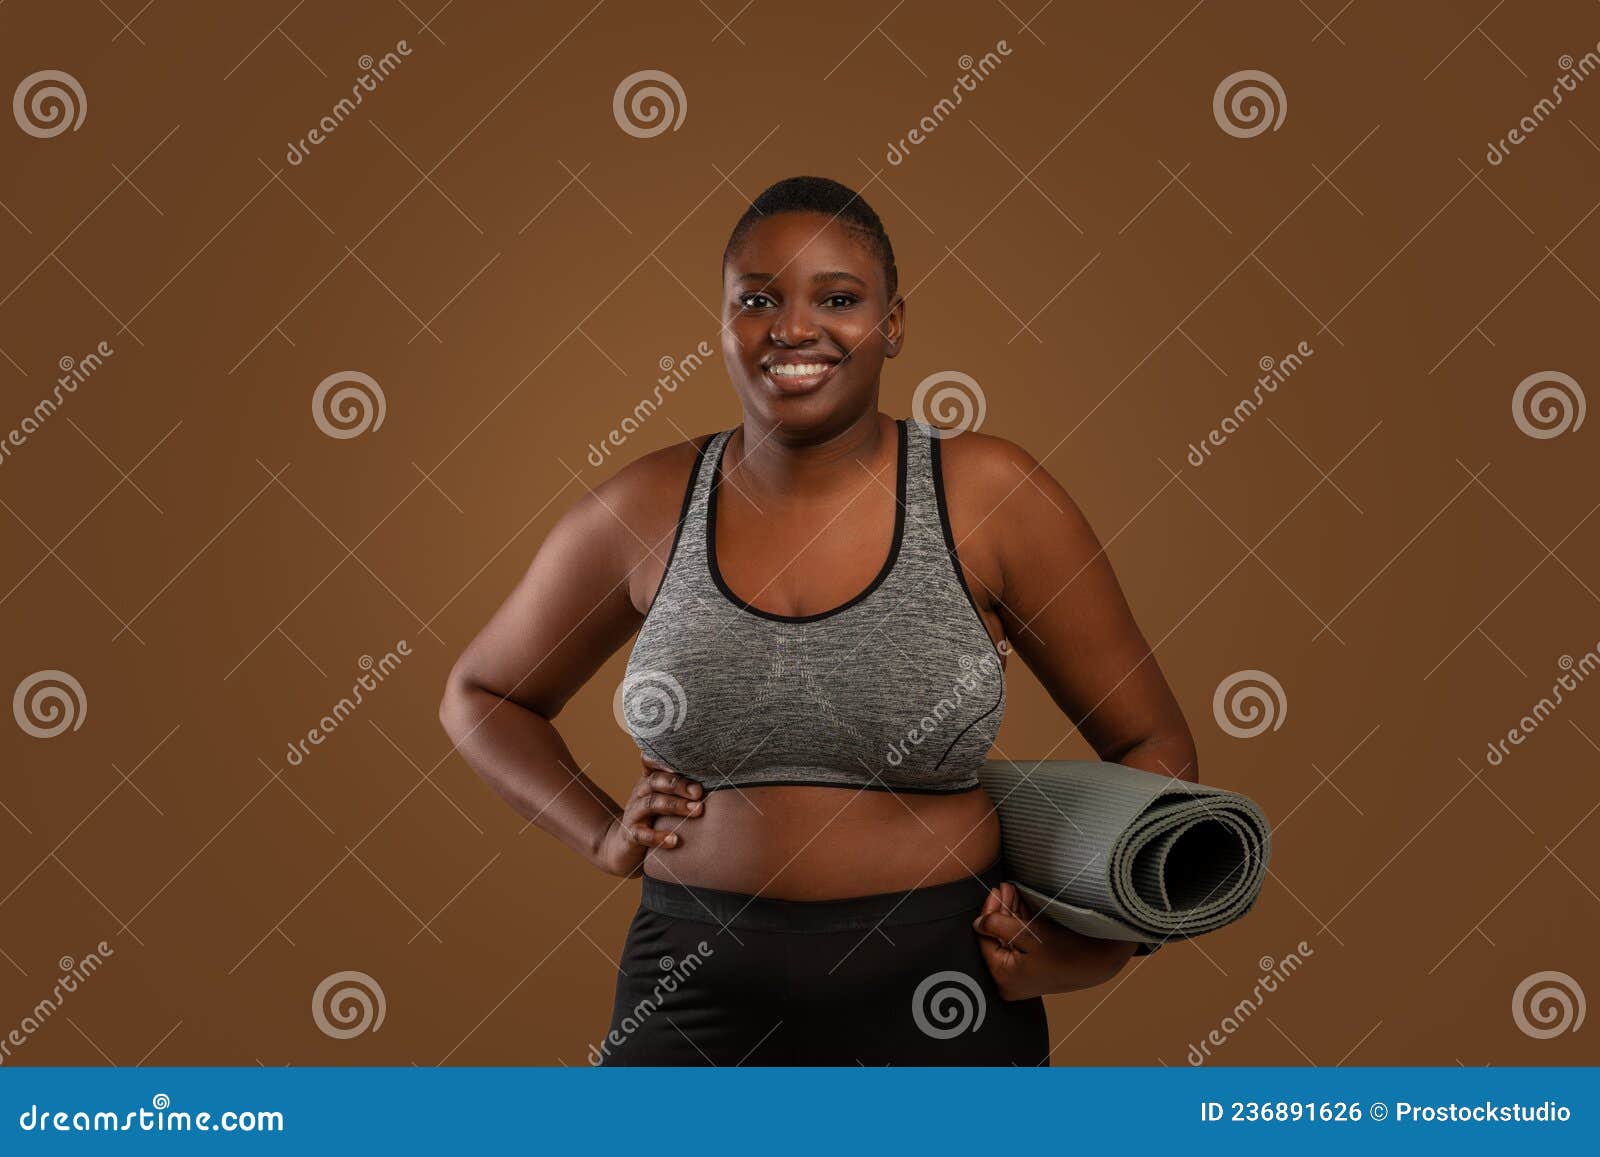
[768,363,831,377]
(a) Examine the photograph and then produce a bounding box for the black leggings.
[594,860,1049,1066]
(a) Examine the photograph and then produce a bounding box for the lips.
[761,358,841,395]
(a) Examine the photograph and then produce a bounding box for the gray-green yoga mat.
[978,759,1271,947]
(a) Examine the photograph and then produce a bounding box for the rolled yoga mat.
[977,759,1271,948]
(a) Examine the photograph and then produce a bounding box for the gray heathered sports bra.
[619,416,1006,793]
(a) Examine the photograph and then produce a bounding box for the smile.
[762,361,839,392]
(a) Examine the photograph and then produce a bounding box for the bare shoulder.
[935,426,1042,494]
[587,433,716,612]
[935,426,1083,524]
[934,427,1095,603]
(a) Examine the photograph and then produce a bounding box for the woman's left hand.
[972,882,1140,1000]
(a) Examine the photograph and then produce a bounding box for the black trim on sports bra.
[928,429,1007,774]
[705,417,909,624]
[637,434,715,627]
[929,430,999,642]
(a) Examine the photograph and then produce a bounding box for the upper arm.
[949,434,1193,765]
[444,443,699,721]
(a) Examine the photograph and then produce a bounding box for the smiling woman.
[438,175,1199,1066]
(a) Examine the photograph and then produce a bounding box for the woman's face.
[721,211,904,429]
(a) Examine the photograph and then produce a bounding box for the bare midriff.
[640,783,1002,900]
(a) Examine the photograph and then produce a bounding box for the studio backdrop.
[1,0,1596,1066]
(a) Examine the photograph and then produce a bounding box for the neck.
[728,409,889,500]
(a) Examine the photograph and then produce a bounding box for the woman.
[438,175,1198,1065]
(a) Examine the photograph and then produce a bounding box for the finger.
[640,792,703,818]
[972,887,1002,937]
[975,932,1014,977]
[627,822,680,849]
[646,770,703,800]
[973,908,1040,952]
[638,754,698,788]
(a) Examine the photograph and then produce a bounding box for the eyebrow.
[734,270,870,288]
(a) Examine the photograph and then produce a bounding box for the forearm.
[439,681,622,867]
[1051,929,1141,991]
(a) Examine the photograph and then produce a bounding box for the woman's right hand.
[595,756,705,878]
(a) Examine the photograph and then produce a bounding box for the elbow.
[437,665,476,740]
[1074,939,1140,991]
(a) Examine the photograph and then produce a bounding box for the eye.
[736,292,775,310]
[822,293,859,308]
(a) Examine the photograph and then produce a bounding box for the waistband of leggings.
[638,859,1005,933]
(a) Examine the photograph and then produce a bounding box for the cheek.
[721,325,753,366]
[839,319,885,357]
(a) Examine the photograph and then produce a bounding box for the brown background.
[2,0,1597,1066]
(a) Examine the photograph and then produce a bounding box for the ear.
[881,294,906,359]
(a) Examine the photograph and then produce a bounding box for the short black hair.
[722,175,899,302]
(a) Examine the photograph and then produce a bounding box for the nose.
[769,300,821,347]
